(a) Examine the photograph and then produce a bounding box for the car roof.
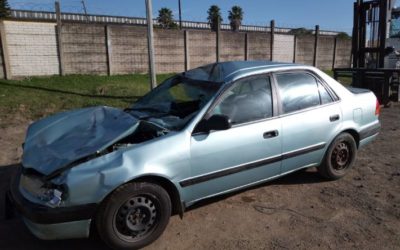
[183,61,305,83]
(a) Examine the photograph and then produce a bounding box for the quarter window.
[276,73,321,113]
[211,76,273,124]
[318,82,334,104]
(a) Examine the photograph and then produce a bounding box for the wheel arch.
[340,128,360,148]
[129,175,185,218]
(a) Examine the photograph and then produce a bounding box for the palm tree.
[0,0,11,18]
[228,6,243,32]
[207,5,222,32]
[157,7,177,29]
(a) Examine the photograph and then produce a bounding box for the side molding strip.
[179,142,326,187]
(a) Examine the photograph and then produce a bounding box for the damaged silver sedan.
[7,61,380,249]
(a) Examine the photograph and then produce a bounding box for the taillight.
[375,99,380,116]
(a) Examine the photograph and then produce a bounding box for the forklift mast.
[352,0,395,68]
[334,0,400,105]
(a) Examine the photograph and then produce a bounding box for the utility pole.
[178,0,182,29]
[145,0,157,89]
[81,0,89,22]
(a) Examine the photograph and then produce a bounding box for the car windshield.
[127,75,221,130]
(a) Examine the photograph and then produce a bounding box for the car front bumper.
[6,170,97,240]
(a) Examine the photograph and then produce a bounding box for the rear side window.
[276,73,320,114]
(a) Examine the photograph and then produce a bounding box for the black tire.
[318,132,357,180]
[96,182,171,250]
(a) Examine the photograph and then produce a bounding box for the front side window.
[210,76,273,125]
[276,72,320,114]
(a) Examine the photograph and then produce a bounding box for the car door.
[184,74,282,202]
[273,71,342,173]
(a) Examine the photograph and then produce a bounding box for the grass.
[0,74,173,121]
[0,70,351,123]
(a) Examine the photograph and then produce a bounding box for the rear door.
[273,71,342,173]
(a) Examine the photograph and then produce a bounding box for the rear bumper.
[6,169,96,239]
[359,122,381,141]
[359,122,381,148]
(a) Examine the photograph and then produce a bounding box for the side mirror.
[194,114,231,134]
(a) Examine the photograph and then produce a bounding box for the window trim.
[272,70,340,117]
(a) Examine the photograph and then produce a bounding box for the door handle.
[329,114,340,122]
[263,130,279,139]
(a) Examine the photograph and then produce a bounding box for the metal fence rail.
[10,9,340,36]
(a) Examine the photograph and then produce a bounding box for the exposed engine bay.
[111,121,169,151]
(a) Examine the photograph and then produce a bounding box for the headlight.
[20,174,65,208]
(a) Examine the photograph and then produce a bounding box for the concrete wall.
[248,32,271,60]
[154,29,185,73]
[109,25,148,74]
[62,23,108,75]
[188,30,216,69]
[274,34,294,63]
[296,35,315,66]
[335,39,352,68]
[3,20,59,77]
[0,20,353,78]
[220,31,245,62]
[317,36,335,70]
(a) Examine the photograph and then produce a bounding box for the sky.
[9,0,355,33]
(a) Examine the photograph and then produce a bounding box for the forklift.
[333,0,400,106]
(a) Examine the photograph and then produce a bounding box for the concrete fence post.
[216,19,221,63]
[55,1,65,76]
[270,20,275,61]
[145,0,157,89]
[0,21,11,79]
[313,25,320,67]
[105,25,112,76]
[332,36,338,70]
[184,30,190,71]
[293,35,297,63]
[244,33,249,61]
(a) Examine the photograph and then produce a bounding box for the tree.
[157,7,177,29]
[0,0,11,18]
[288,28,313,36]
[228,6,243,32]
[336,32,351,39]
[207,5,222,32]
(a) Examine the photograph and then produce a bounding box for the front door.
[184,74,282,202]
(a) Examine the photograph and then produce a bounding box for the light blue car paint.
[12,61,380,240]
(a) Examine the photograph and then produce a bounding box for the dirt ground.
[0,104,399,250]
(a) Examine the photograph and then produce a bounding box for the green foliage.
[228,6,244,32]
[0,0,10,18]
[0,73,174,121]
[157,7,177,29]
[288,28,313,36]
[207,5,223,32]
[336,32,351,39]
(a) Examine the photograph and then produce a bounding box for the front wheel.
[318,132,357,180]
[96,182,171,250]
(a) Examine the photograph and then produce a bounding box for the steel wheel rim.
[331,141,352,171]
[113,195,159,242]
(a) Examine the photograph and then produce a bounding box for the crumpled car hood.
[22,106,139,176]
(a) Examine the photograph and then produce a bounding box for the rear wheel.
[318,132,357,180]
[96,182,171,250]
